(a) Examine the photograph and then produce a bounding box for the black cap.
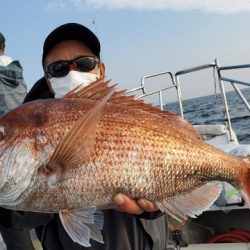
[42,23,100,67]
[0,32,5,45]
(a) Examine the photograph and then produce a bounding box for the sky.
[1,0,250,103]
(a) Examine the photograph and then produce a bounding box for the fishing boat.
[127,59,250,250]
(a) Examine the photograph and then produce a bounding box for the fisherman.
[20,23,168,249]
[0,32,33,250]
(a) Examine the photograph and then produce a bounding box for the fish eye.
[0,126,6,141]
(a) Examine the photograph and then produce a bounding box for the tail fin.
[238,157,250,207]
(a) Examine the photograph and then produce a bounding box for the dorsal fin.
[64,78,203,140]
[64,78,113,99]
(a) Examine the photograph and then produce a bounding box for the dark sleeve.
[0,207,54,229]
[23,77,54,103]
[138,210,165,220]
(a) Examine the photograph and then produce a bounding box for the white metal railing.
[128,59,250,142]
[126,71,176,110]
[174,62,217,119]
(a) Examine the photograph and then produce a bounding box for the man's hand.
[113,193,158,214]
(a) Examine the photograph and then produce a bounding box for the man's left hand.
[113,193,158,214]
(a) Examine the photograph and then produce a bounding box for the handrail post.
[175,75,184,118]
[215,59,234,141]
[140,76,147,95]
[159,91,163,110]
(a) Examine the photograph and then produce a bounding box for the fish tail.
[238,157,250,207]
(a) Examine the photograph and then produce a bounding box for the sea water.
[165,88,250,144]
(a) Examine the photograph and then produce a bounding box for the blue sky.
[2,0,250,102]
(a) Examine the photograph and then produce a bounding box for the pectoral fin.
[59,208,104,247]
[156,182,222,222]
[39,88,115,185]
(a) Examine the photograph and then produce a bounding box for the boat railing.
[174,60,239,140]
[126,71,177,110]
[215,60,250,141]
[176,60,250,141]
[175,62,217,119]
[129,59,250,142]
[217,61,250,112]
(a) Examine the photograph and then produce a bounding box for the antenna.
[91,18,102,59]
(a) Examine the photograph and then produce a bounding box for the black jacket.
[10,78,168,250]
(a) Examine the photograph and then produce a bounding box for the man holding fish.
[11,23,168,249]
[1,22,249,250]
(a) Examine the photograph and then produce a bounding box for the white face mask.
[49,71,99,98]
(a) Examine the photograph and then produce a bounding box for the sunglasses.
[46,56,100,78]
